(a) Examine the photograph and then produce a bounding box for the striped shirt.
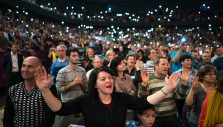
[56,65,87,102]
[138,74,177,119]
[141,60,155,75]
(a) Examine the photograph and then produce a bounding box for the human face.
[96,71,114,96]
[203,71,217,84]
[155,58,168,76]
[192,52,199,60]
[216,47,223,56]
[180,44,187,52]
[68,52,79,65]
[87,49,94,58]
[181,59,192,69]
[127,56,136,66]
[138,52,143,58]
[139,109,156,127]
[93,58,103,68]
[202,53,211,63]
[149,49,157,60]
[117,61,127,72]
[11,44,19,53]
[21,58,39,80]
[107,53,115,60]
[56,47,66,58]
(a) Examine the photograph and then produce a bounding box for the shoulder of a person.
[9,82,23,95]
[58,66,68,73]
[124,74,131,78]
[76,66,86,72]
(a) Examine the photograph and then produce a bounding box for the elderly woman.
[184,65,217,127]
[34,66,179,127]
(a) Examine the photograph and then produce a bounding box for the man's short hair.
[66,47,80,56]
[154,56,168,65]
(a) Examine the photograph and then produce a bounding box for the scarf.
[204,87,223,126]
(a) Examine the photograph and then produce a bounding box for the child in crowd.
[126,106,158,127]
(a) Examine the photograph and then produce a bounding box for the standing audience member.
[53,47,87,127]
[174,55,197,121]
[34,66,180,127]
[137,50,147,63]
[50,44,69,84]
[142,49,157,75]
[184,65,217,127]
[191,50,201,69]
[103,49,116,67]
[196,51,211,70]
[82,48,95,71]
[198,86,223,127]
[125,54,142,89]
[110,57,137,120]
[138,57,187,127]
[110,57,136,95]
[211,46,223,63]
[86,55,103,81]
[3,41,23,88]
[170,44,192,73]
[3,56,56,127]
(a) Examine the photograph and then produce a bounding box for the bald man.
[3,56,57,127]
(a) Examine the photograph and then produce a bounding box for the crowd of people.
[33,1,223,23]
[0,4,223,127]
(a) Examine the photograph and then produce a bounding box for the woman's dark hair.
[179,54,192,65]
[197,65,217,82]
[88,67,115,98]
[110,58,123,76]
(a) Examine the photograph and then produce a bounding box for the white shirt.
[11,52,19,72]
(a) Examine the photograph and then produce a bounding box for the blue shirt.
[50,59,69,83]
[170,50,194,72]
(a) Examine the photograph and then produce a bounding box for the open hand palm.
[35,66,52,90]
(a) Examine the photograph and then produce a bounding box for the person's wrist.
[39,88,49,93]
[162,86,172,94]
[160,88,168,96]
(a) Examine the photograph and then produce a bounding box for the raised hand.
[165,73,180,92]
[192,76,199,90]
[135,60,142,70]
[180,71,190,85]
[35,66,52,90]
[141,69,149,86]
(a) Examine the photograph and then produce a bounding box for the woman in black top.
[35,66,179,127]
